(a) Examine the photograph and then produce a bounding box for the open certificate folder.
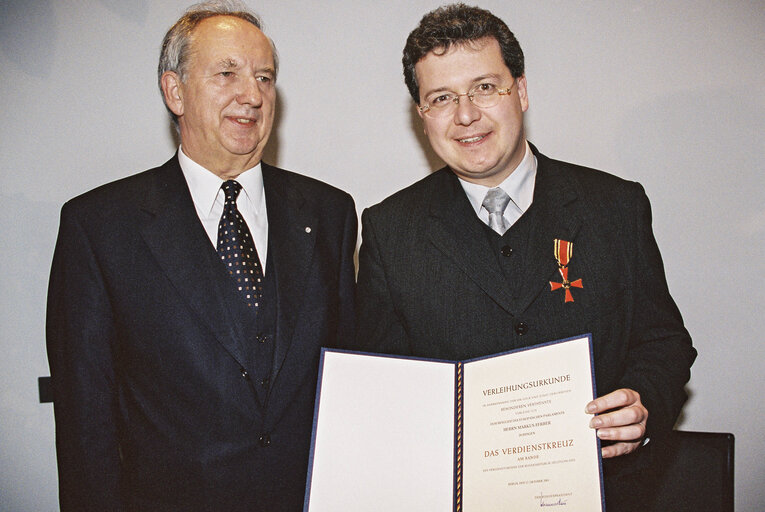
[303,335,605,512]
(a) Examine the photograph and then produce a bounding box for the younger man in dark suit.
[355,4,695,509]
[46,2,355,510]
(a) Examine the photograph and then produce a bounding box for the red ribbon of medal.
[549,239,583,303]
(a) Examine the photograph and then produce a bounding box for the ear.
[516,74,529,113]
[160,71,184,117]
[415,104,430,136]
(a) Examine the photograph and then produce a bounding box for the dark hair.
[402,3,524,103]
[158,0,278,129]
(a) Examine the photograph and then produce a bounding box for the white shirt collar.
[177,146,265,223]
[458,141,537,219]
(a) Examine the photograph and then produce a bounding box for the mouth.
[456,133,488,144]
[228,116,257,126]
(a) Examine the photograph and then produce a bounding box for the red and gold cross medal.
[549,239,583,303]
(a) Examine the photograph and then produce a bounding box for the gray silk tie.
[482,187,512,235]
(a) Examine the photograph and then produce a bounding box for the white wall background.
[1,1,763,510]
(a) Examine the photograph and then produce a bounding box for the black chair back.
[649,430,735,512]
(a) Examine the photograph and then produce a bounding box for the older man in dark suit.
[355,4,695,510]
[46,2,355,510]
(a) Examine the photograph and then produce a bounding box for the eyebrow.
[218,58,238,69]
[472,73,503,83]
[257,66,276,77]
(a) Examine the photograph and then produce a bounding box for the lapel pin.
[549,239,583,303]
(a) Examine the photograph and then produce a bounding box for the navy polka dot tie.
[217,180,263,308]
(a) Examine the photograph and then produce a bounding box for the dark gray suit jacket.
[355,145,695,505]
[47,156,356,511]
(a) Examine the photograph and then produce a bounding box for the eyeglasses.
[418,81,516,118]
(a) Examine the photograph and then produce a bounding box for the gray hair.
[158,0,279,128]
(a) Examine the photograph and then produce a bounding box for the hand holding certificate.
[304,335,604,511]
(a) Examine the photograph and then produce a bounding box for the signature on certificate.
[535,492,571,507]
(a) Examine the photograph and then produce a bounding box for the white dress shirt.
[458,141,537,230]
[178,147,269,272]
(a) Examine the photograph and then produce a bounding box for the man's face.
[415,37,529,187]
[162,16,276,177]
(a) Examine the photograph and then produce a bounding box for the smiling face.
[415,37,529,186]
[161,15,276,178]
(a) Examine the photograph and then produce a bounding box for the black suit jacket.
[355,145,696,505]
[46,156,356,511]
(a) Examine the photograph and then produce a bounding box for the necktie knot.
[222,180,243,204]
[482,187,512,235]
[482,187,511,214]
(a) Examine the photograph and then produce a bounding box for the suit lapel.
[261,164,318,382]
[426,170,517,314]
[137,156,250,368]
[513,150,582,313]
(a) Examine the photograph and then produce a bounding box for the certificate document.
[304,335,604,512]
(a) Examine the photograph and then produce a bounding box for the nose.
[453,94,481,126]
[237,76,263,107]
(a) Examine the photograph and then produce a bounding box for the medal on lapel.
[549,239,583,303]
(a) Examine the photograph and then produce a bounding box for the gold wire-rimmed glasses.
[418,81,516,118]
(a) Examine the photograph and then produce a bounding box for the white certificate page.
[305,351,456,512]
[461,335,603,511]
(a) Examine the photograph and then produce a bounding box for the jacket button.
[514,322,528,335]
[261,376,270,387]
[240,368,250,380]
[259,434,271,447]
[501,245,513,257]
[257,334,268,344]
